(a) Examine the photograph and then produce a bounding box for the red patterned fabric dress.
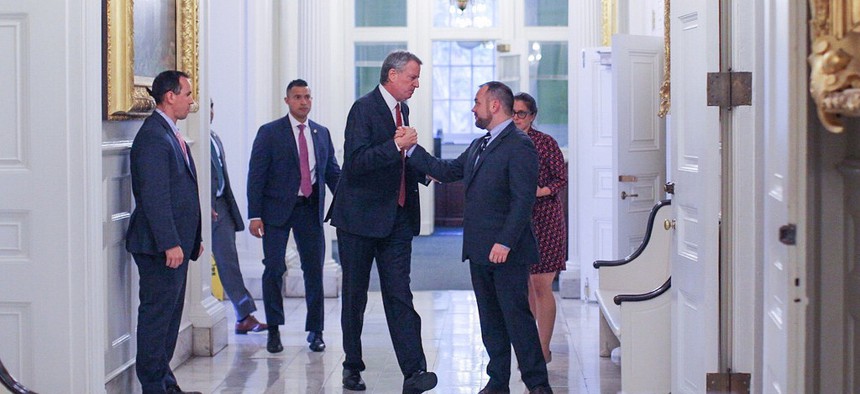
[527,128,567,274]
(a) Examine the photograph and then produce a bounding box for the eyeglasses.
[513,111,533,119]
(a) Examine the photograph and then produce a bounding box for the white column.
[186,0,229,357]
[561,0,603,299]
[283,0,342,298]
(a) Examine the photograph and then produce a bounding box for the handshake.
[394,126,418,151]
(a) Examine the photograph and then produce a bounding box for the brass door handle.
[621,191,639,200]
[664,219,676,230]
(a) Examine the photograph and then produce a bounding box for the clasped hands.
[394,126,418,151]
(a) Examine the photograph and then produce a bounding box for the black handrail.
[593,199,672,269]
[614,277,672,305]
[0,357,38,394]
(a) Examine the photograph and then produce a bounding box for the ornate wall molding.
[658,0,670,118]
[808,0,860,133]
[601,0,617,46]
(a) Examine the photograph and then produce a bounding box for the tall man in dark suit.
[328,50,437,393]
[209,99,267,335]
[247,79,341,354]
[408,82,553,394]
[126,70,204,394]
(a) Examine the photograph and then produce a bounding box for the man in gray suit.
[209,99,267,334]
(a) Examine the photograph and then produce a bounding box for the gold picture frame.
[104,0,199,120]
[808,0,860,133]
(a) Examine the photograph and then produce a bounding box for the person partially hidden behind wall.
[209,98,268,335]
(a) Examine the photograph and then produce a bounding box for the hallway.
[173,292,621,393]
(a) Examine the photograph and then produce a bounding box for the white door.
[670,0,722,392]
[612,35,666,255]
[761,2,806,392]
[0,0,99,392]
[577,47,613,300]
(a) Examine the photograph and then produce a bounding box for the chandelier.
[448,0,491,28]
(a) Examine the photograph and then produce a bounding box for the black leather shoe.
[402,370,437,394]
[477,384,511,394]
[342,369,366,391]
[166,385,202,394]
[528,386,553,394]
[307,331,326,352]
[267,330,283,353]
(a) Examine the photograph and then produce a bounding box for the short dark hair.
[149,70,190,105]
[480,81,514,115]
[286,79,309,96]
[379,50,423,84]
[513,92,538,115]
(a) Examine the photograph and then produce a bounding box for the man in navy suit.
[408,82,553,394]
[209,99,267,335]
[126,70,204,394]
[328,50,437,393]
[247,79,341,354]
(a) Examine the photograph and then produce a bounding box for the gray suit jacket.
[211,130,244,231]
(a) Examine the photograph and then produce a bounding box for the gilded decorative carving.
[808,0,860,133]
[602,0,617,46]
[658,0,671,118]
[105,0,199,120]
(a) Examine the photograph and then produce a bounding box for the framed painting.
[104,0,199,120]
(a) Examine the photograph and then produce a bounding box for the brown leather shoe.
[235,314,268,334]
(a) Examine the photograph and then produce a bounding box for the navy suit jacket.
[409,122,539,266]
[329,86,428,237]
[126,112,203,260]
[247,116,341,227]
[211,130,244,231]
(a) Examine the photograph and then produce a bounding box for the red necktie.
[174,131,188,163]
[297,124,313,197]
[396,103,406,207]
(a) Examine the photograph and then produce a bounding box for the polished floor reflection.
[174,291,621,393]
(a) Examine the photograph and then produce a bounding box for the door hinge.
[706,372,751,393]
[664,181,675,194]
[706,70,752,109]
[779,224,797,245]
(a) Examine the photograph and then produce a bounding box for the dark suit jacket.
[409,122,539,266]
[211,130,244,231]
[329,86,428,238]
[247,116,341,227]
[126,112,203,260]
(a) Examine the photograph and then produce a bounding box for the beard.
[474,113,490,130]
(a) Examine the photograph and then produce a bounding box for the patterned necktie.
[475,132,491,163]
[396,103,406,207]
[297,124,313,197]
[211,139,225,196]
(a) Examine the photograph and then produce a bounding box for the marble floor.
[173,291,621,394]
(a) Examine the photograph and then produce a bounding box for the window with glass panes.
[355,0,406,27]
[528,41,568,147]
[524,0,568,26]
[354,43,408,99]
[432,41,496,144]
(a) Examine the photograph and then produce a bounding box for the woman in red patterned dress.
[513,93,567,363]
